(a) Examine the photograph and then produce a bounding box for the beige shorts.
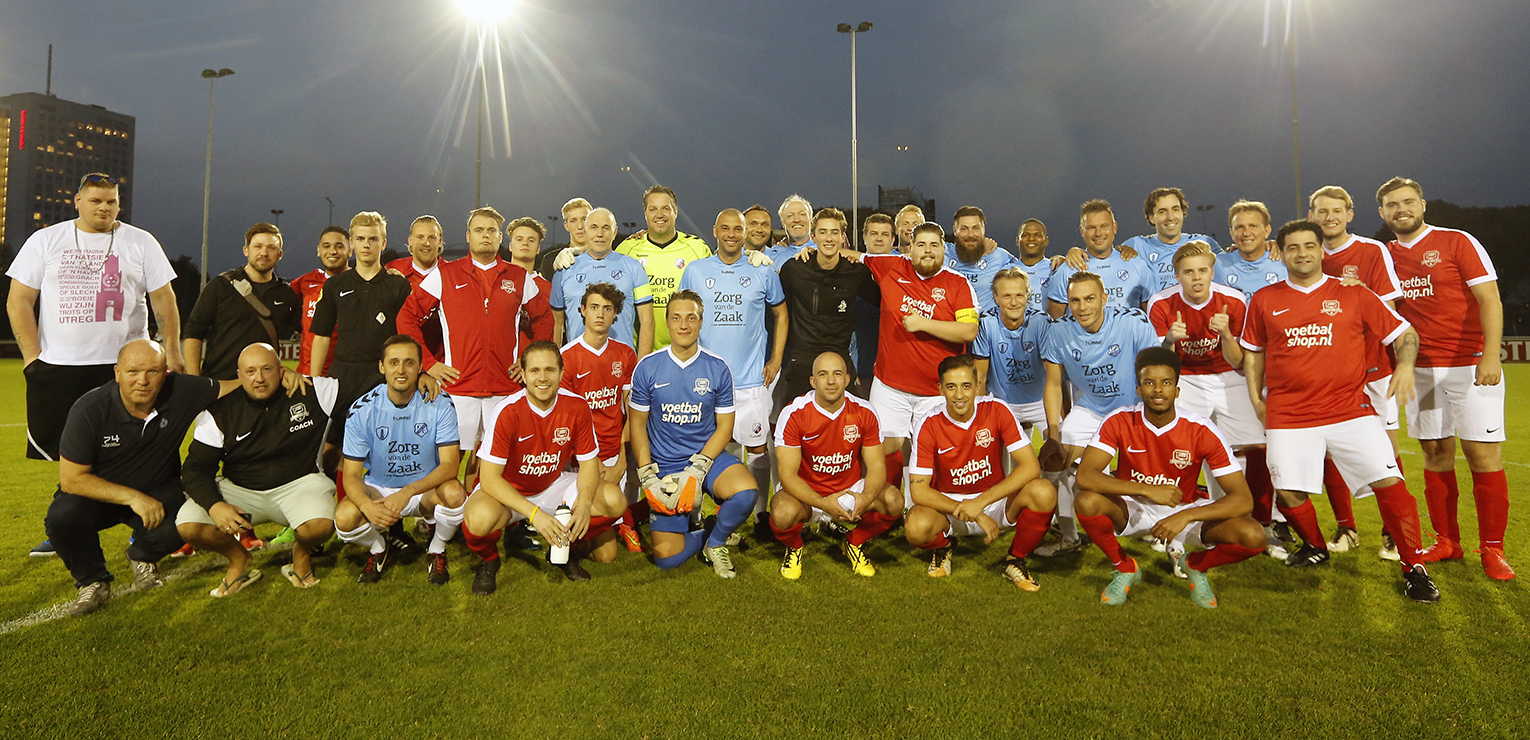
[176,472,337,528]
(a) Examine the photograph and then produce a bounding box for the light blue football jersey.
[761,240,812,272]
[1124,233,1224,292]
[343,387,459,488]
[678,255,784,391]
[1017,257,1055,315]
[629,346,737,473]
[550,251,652,348]
[944,243,1020,317]
[1046,253,1156,313]
[1214,250,1288,297]
[971,311,1049,405]
[1040,307,1160,416]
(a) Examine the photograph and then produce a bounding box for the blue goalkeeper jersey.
[971,311,1049,405]
[629,345,736,473]
[1123,233,1224,292]
[1047,253,1156,313]
[342,386,459,488]
[944,243,1020,318]
[1215,250,1288,297]
[678,255,784,391]
[1041,307,1160,416]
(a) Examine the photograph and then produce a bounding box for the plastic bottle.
[549,503,574,565]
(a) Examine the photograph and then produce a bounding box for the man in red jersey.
[559,282,642,552]
[1073,347,1266,608]
[461,341,627,592]
[1309,185,1407,558]
[397,206,549,493]
[904,355,1056,590]
[1240,219,1439,602]
[386,216,446,359]
[771,351,900,580]
[292,226,349,377]
[504,216,555,349]
[1378,177,1512,580]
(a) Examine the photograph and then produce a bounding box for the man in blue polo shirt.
[550,207,654,349]
[972,268,1050,439]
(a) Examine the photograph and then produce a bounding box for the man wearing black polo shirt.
[183,222,300,379]
[775,208,878,414]
[45,340,262,616]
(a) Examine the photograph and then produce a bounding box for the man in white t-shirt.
[6,173,182,462]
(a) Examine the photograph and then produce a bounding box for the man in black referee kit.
[182,222,300,380]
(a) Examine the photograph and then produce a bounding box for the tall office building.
[0,91,135,252]
[877,185,935,223]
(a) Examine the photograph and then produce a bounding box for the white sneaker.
[1327,527,1359,553]
[1378,532,1401,562]
[702,545,736,579]
[1169,546,1187,579]
[1264,524,1290,560]
[1033,535,1082,558]
[1150,538,1169,554]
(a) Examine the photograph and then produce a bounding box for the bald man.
[178,343,341,597]
[46,340,276,616]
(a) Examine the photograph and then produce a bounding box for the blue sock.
[707,488,758,548]
[655,530,705,570]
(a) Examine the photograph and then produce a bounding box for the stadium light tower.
[837,21,873,247]
[199,67,234,288]
[458,0,515,208]
[1283,0,1303,217]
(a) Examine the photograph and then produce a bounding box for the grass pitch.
[0,360,1526,739]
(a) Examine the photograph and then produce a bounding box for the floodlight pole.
[1288,18,1303,218]
[199,67,234,288]
[839,22,873,247]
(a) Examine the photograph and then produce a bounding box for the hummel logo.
[938,446,956,454]
[655,382,670,388]
[1127,446,1146,453]
[455,283,469,289]
[339,290,355,297]
[577,371,592,378]
[518,434,535,442]
[235,432,252,441]
[1272,308,1290,316]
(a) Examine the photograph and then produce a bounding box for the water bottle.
[549,503,574,565]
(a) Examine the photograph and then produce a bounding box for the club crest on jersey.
[1422,250,1442,267]
[1107,343,1121,357]
[611,361,623,378]
[843,424,861,444]
[693,378,710,395]
[1266,274,1281,284]
[999,342,1009,354]
[1022,340,1036,352]
[552,426,571,445]
[976,428,995,448]
[414,422,428,437]
[500,279,516,295]
[1118,270,1130,281]
[1342,265,1359,279]
[290,404,309,422]
[706,278,716,289]
[1321,300,1342,316]
[611,270,623,280]
[1171,449,1193,469]
[576,273,586,283]
[838,300,848,312]
[674,258,687,270]
[931,287,947,302]
[1149,252,1161,263]
[1226,274,1239,285]
[375,426,389,440]
[751,422,763,436]
[740,276,751,287]
[1071,348,1084,362]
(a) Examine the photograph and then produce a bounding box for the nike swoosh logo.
[654,382,670,388]
[577,371,591,378]
[897,278,912,284]
[1272,308,1290,315]
[235,432,252,441]
[455,283,469,289]
[339,290,355,297]
[1127,447,1146,453]
[803,434,820,440]
[518,434,534,442]
[271,301,285,305]
[938,446,956,454]
[1486,427,1501,434]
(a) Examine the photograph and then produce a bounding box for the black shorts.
[24,360,115,460]
[326,360,383,444]
[771,354,818,424]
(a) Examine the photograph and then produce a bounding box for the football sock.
[747,451,771,515]
[707,488,757,548]
[333,470,348,503]
[1009,507,1053,559]
[1048,471,1078,541]
[848,511,897,546]
[1371,480,1424,569]
[1187,542,1261,572]
[430,503,465,555]
[1243,448,1275,526]
[462,523,502,562]
[1423,469,1461,542]
[1472,470,1509,550]
[771,521,805,550]
[884,449,904,489]
[1395,455,1406,476]
[1078,514,1131,572]
[629,499,652,525]
[582,515,618,543]
[1323,459,1356,530]
[655,529,706,570]
[1275,499,1327,549]
[915,531,950,551]
[337,523,386,555]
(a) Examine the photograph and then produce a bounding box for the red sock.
[619,507,635,529]
[1008,507,1053,558]
[1323,459,1356,529]
[1472,470,1509,550]
[1276,499,1327,549]
[1371,480,1424,568]
[1187,543,1261,572]
[915,531,949,551]
[333,470,347,502]
[1422,470,1461,542]
[1078,514,1133,572]
[630,499,652,524]
[462,523,503,562]
[848,512,897,546]
[771,521,805,549]
[1395,455,1406,477]
[884,450,904,489]
[581,516,618,542]
[1244,448,1275,526]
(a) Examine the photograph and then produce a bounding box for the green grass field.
[1,359,1526,739]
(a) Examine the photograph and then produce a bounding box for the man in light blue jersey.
[679,209,787,498]
[334,335,466,585]
[1015,219,1056,315]
[1123,187,1224,292]
[1037,271,1161,555]
[629,290,760,578]
[761,194,816,268]
[1047,200,1155,318]
[1215,200,1287,296]
[946,205,1019,318]
[972,268,1050,438]
[550,207,655,349]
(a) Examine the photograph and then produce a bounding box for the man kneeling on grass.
[178,344,340,597]
[904,354,1057,590]
[770,351,901,580]
[461,341,626,594]
[335,335,467,585]
[1073,347,1266,608]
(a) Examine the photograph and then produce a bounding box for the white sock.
[431,504,465,555]
[338,523,386,554]
[1044,470,1078,541]
[747,451,771,515]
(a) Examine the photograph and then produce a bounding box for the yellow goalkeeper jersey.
[616,231,713,349]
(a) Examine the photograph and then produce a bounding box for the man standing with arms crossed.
[1379,177,1512,580]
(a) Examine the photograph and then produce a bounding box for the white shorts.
[1007,400,1046,439]
[791,481,867,527]
[1407,365,1506,443]
[1266,416,1401,494]
[501,471,580,525]
[177,473,337,528]
[1118,497,1213,549]
[732,385,772,448]
[1059,406,1107,448]
[870,378,944,440]
[600,454,630,491]
[940,491,1016,538]
[1176,371,1266,446]
[454,394,508,451]
[1363,376,1401,431]
[361,482,430,518]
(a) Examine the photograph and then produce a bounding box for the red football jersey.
[398,256,541,397]
[1388,226,1497,368]
[292,268,337,376]
[909,397,1026,496]
[1089,405,1239,504]
[478,389,599,495]
[1147,284,1246,375]
[775,393,885,494]
[559,336,637,460]
[1323,235,1403,382]
[1240,276,1409,429]
[863,253,981,396]
[518,273,555,357]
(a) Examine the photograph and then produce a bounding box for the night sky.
[4,0,1528,276]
